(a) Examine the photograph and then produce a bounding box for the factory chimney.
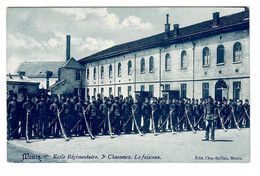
[66,35,71,61]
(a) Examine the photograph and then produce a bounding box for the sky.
[6,7,245,74]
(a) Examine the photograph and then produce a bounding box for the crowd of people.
[7,91,250,143]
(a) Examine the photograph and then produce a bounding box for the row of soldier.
[7,93,250,143]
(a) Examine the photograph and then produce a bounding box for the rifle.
[168,110,175,134]
[25,106,33,143]
[173,114,185,129]
[82,108,95,140]
[184,109,196,134]
[107,109,114,138]
[244,107,250,121]
[70,116,83,133]
[231,107,241,131]
[120,114,133,131]
[216,108,227,132]
[151,107,157,135]
[98,115,108,129]
[132,107,143,136]
[194,114,204,128]
[157,113,171,131]
[57,108,69,141]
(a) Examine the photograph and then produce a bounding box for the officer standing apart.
[202,97,216,142]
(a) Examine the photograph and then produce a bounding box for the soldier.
[192,99,200,130]
[100,97,109,135]
[141,97,151,133]
[184,99,194,131]
[215,99,222,129]
[121,97,132,134]
[50,97,62,138]
[169,99,178,132]
[151,97,159,133]
[60,95,66,106]
[221,99,230,129]
[45,95,52,136]
[22,94,35,142]
[87,96,99,135]
[110,97,121,135]
[178,99,185,131]
[131,98,142,134]
[7,93,19,140]
[62,97,73,137]
[75,96,86,136]
[202,97,216,142]
[236,100,245,128]
[243,99,250,128]
[18,93,26,138]
[159,98,168,132]
[36,95,48,138]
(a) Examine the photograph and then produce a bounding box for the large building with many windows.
[77,10,249,100]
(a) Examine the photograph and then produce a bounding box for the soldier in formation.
[7,92,250,142]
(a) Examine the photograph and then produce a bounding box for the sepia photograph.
[6,6,250,163]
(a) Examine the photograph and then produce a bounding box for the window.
[233,82,241,100]
[128,86,132,97]
[141,85,145,91]
[165,53,171,71]
[217,45,224,64]
[87,68,89,80]
[141,58,145,74]
[93,67,96,80]
[80,88,85,98]
[87,88,89,96]
[118,87,121,97]
[101,66,104,79]
[118,63,121,77]
[203,47,210,66]
[109,64,112,78]
[128,60,132,75]
[202,83,209,99]
[181,50,188,69]
[109,87,112,96]
[181,84,186,98]
[74,88,79,96]
[93,88,96,97]
[149,56,154,72]
[165,84,170,90]
[149,85,154,97]
[76,70,81,80]
[101,88,104,96]
[233,42,242,62]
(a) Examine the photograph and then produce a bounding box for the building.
[78,10,249,101]
[16,61,65,89]
[7,73,40,100]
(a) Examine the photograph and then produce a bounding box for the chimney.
[173,24,179,36]
[165,14,170,36]
[212,12,220,26]
[66,35,71,61]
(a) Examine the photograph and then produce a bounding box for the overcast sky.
[6,7,244,74]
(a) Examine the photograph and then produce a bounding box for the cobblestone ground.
[7,128,250,163]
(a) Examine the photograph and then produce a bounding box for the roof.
[16,61,65,78]
[48,79,65,90]
[79,10,249,64]
[60,57,84,69]
[7,74,40,85]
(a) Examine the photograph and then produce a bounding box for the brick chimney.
[173,24,179,36]
[165,14,170,36]
[66,35,71,61]
[212,12,220,26]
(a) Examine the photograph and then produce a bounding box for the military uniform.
[151,101,159,132]
[110,101,121,134]
[131,101,141,133]
[36,99,48,138]
[178,101,185,131]
[7,98,19,139]
[100,101,109,134]
[184,102,193,131]
[75,101,85,136]
[169,101,178,130]
[22,99,35,139]
[159,100,169,132]
[243,101,250,128]
[50,101,61,137]
[62,100,73,137]
[141,101,151,132]
[121,100,132,133]
[87,101,99,135]
[203,101,216,141]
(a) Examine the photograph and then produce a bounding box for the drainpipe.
[114,58,116,96]
[159,48,162,97]
[192,41,195,99]
[134,54,137,93]
[98,62,99,94]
